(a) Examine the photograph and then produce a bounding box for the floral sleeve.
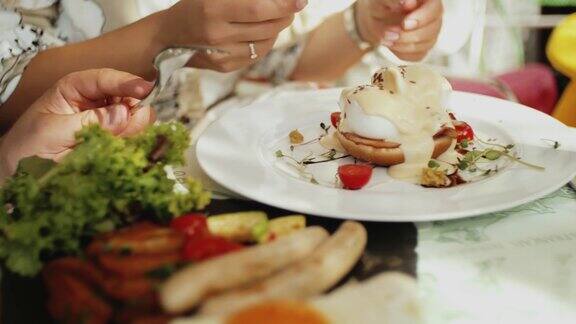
[0,0,104,105]
[244,35,308,85]
[0,5,53,104]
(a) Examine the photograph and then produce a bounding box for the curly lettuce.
[0,122,210,276]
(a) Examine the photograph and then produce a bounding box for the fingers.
[79,103,131,136]
[220,0,307,22]
[402,0,442,30]
[120,106,156,137]
[226,15,294,43]
[58,69,154,105]
[382,18,441,47]
[389,38,436,55]
[77,101,154,138]
[401,0,420,11]
[369,0,405,21]
[390,51,428,62]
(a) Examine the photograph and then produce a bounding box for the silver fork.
[131,46,228,115]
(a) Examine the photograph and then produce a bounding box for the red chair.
[449,63,558,115]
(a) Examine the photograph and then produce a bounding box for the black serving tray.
[1,198,417,324]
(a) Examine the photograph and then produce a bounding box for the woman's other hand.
[356,0,443,61]
[0,69,156,178]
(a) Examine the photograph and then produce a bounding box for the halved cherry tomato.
[338,164,373,190]
[182,236,243,261]
[330,112,341,128]
[170,214,208,238]
[453,121,475,142]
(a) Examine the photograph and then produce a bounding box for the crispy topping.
[421,168,451,188]
[289,130,304,144]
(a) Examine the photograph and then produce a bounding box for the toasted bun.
[335,131,454,166]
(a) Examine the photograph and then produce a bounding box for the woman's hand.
[0,69,156,179]
[159,0,307,72]
[356,0,443,61]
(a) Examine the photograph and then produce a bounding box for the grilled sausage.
[200,221,367,315]
[160,226,329,314]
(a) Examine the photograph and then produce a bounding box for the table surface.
[1,198,416,324]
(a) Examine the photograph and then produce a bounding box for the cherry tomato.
[170,214,208,238]
[338,164,373,190]
[330,112,341,128]
[454,121,475,142]
[182,236,243,261]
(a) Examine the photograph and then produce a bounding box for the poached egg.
[336,65,457,183]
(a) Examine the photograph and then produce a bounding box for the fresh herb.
[146,264,177,280]
[455,137,544,174]
[541,139,561,149]
[119,246,133,256]
[275,148,349,185]
[483,150,502,161]
[0,123,210,276]
[275,150,301,165]
[302,155,350,165]
[321,149,337,160]
[428,160,440,169]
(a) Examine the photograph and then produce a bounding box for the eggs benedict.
[334,65,459,184]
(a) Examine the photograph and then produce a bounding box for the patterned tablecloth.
[417,186,576,323]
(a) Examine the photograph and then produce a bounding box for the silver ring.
[248,42,258,60]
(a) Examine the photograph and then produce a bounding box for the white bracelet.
[343,4,373,51]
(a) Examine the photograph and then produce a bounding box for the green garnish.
[541,139,561,149]
[146,264,177,280]
[0,123,210,276]
[483,150,502,161]
[428,160,440,169]
[455,137,544,173]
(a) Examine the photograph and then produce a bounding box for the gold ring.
[249,42,258,60]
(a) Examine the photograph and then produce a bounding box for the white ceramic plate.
[197,89,576,222]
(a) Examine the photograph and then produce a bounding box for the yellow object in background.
[547,14,576,127]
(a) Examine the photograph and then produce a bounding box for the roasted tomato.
[330,112,341,128]
[102,276,157,302]
[453,121,475,142]
[97,252,181,278]
[170,213,209,238]
[45,273,112,324]
[182,236,244,262]
[338,164,373,190]
[87,222,184,256]
[43,257,105,288]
